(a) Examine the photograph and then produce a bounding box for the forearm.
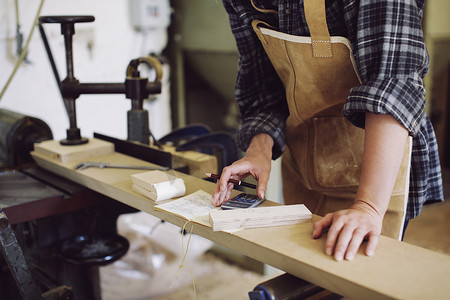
[246,133,274,159]
[354,113,409,216]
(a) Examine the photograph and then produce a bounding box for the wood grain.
[30,142,450,300]
[33,138,114,163]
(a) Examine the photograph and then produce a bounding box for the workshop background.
[0,0,449,299]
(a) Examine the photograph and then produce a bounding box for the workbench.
[31,147,450,300]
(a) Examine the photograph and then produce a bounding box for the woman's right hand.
[211,133,274,206]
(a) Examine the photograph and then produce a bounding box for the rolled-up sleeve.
[342,0,429,137]
[342,0,443,218]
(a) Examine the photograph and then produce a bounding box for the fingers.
[315,210,382,261]
[211,153,271,205]
[211,164,235,206]
[323,216,345,258]
[344,229,366,261]
[211,161,251,206]
[212,180,234,206]
[365,232,379,257]
[312,213,333,239]
[224,182,234,204]
[326,222,365,261]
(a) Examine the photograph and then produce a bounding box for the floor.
[100,168,450,300]
[100,212,277,300]
[403,167,450,254]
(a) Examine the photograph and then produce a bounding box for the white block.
[131,170,185,201]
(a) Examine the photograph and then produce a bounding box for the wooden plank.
[30,148,450,300]
[154,144,218,178]
[33,138,114,163]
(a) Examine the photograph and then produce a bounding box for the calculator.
[220,193,265,210]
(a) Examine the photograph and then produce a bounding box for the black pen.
[204,173,257,189]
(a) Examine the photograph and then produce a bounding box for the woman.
[212,0,443,261]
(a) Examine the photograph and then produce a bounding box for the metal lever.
[39,16,95,146]
[74,161,169,171]
[38,16,163,146]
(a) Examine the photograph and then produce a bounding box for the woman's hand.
[211,134,274,206]
[312,200,383,261]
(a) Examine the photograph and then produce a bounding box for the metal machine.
[0,108,139,300]
[248,273,342,300]
[38,15,163,146]
[0,12,241,300]
[0,14,167,299]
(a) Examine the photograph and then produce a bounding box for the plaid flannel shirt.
[223,0,444,219]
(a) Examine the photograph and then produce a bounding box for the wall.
[167,0,283,204]
[0,0,171,141]
[0,0,284,204]
[424,0,450,110]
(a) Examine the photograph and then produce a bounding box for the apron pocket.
[311,116,364,190]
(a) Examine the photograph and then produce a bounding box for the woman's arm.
[313,112,408,261]
[211,1,288,206]
[223,0,289,159]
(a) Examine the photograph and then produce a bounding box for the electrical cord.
[0,0,46,102]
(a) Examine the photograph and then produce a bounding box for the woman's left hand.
[312,200,383,261]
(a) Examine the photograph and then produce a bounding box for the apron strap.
[250,0,278,15]
[304,0,332,58]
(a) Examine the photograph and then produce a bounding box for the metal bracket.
[0,210,42,299]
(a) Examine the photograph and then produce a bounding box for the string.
[170,220,199,300]
[0,0,46,101]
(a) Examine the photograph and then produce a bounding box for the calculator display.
[220,193,265,210]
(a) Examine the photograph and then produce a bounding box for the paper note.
[154,190,215,222]
[209,204,312,231]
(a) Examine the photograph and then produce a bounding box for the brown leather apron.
[250,0,410,240]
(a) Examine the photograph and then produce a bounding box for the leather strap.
[250,0,278,15]
[304,0,332,57]
[251,20,276,45]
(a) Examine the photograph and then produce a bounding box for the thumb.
[256,172,270,199]
[257,186,266,199]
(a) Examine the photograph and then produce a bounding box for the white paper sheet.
[154,190,217,224]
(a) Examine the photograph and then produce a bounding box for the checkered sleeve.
[223,0,289,159]
[341,0,444,218]
[408,116,444,218]
[342,0,428,135]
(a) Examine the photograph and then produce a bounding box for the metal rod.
[79,83,125,94]
[64,98,77,129]
[38,24,62,96]
[64,33,74,79]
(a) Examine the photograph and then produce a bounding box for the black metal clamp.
[38,15,163,145]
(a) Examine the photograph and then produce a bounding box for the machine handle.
[126,56,163,83]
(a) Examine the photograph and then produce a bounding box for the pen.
[204,173,257,189]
